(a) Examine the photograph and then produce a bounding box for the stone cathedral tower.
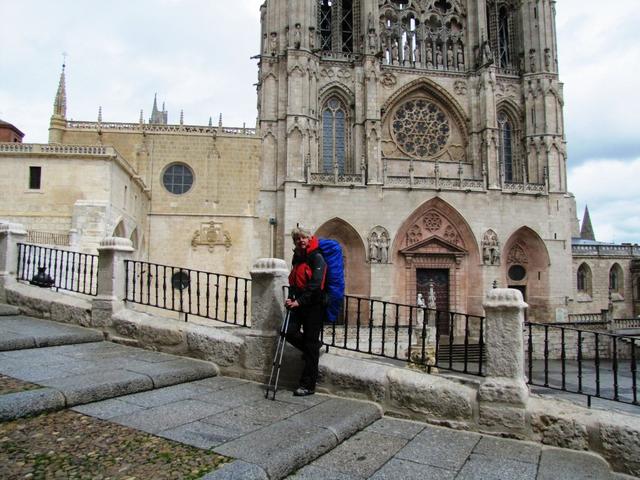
[256,0,573,321]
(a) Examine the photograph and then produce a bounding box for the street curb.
[0,388,66,421]
[0,304,20,316]
[199,460,269,480]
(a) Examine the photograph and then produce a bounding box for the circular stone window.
[391,98,450,159]
[162,163,194,195]
[508,265,527,282]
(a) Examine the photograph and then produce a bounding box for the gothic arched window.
[609,263,624,293]
[318,0,356,53]
[498,112,515,182]
[321,97,349,174]
[498,6,510,68]
[577,263,592,296]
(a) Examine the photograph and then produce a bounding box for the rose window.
[424,212,442,232]
[391,99,450,158]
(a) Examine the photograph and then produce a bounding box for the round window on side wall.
[508,265,527,282]
[162,163,194,195]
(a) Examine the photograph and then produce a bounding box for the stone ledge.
[0,388,66,421]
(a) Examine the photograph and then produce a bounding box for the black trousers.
[285,305,323,390]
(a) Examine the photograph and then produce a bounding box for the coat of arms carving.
[191,221,232,251]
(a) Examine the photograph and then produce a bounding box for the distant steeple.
[53,62,67,118]
[97,106,102,123]
[580,206,596,241]
[149,94,168,124]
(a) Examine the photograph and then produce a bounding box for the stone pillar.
[242,258,289,383]
[91,237,134,328]
[479,288,530,436]
[0,222,27,302]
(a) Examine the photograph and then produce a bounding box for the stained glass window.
[162,163,194,195]
[391,98,450,158]
[321,97,347,174]
[498,113,514,182]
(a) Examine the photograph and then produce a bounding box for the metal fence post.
[479,288,529,436]
[0,221,27,303]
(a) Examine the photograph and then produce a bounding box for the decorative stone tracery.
[507,241,528,265]
[191,221,231,251]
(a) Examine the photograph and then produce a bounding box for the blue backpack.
[318,238,345,323]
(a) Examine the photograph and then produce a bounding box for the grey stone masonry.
[0,221,27,303]
[479,288,530,436]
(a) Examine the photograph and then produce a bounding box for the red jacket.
[289,236,327,307]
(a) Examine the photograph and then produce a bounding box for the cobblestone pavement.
[0,409,228,479]
[0,374,40,395]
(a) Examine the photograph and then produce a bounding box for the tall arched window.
[318,0,356,53]
[498,6,510,68]
[321,97,348,173]
[577,263,592,296]
[609,263,624,294]
[498,112,514,182]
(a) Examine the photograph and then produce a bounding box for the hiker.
[284,226,327,396]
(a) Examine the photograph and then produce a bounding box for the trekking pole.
[265,308,291,400]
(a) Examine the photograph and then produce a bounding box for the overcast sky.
[0,0,638,243]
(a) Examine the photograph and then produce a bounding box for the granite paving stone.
[289,464,364,479]
[189,376,250,391]
[456,453,538,480]
[200,460,269,480]
[158,420,245,449]
[117,382,214,408]
[202,397,307,434]
[71,397,148,419]
[111,398,228,434]
[37,369,154,406]
[0,387,66,421]
[394,424,481,472]
[213,418,338,480]
[125,357,218,387]
[368,458,456,480]
[310,430,408,478]
[537,447,617,480]
[195,381,270,407]
[472,435,541,464]
[288,397,382,442]
[364,417,426,440]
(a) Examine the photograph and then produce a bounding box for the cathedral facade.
[1,0,638,321]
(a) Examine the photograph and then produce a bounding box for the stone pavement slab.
[0,315,103,350]
[537,447,618,480]
[456,453,538,480]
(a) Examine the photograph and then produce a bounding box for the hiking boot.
[293,387,315,396]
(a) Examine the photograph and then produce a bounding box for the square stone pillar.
[0,222,27,302]
[242,258,290,383]
[91,237,134,328]
[479,288,530,436]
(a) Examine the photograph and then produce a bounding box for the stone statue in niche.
[404,39,411,66]
[544,48,551,69]
[436,44,443,68]
[529,49,536,72]
[368,29,378,53]
[392,40,399,64]
[427,281,437,309]
[309,28,316,49]
[270,32,278,55]
[447,44,454,69]
[482,40,493,65]
[482,229,500,265]
[427,44,434,68]
[293,24,301,49]
[414,42,421,66]
[368,226,391,263]
[457,47,464,70]
[263,34,269,54]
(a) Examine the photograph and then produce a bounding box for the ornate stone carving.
[443,225,460,246]
[391,99,450,159]
[453,80,467,96]
[368,226,390,263]
[191,221,231,251]
[423,212,443,232]
[507,242,528,265]
[380,72,397,89]
[407,224,423,246]
[482,229,501,265]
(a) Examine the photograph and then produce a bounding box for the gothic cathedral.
[256,0,573,321]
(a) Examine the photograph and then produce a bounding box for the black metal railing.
[321,294,485,376]
[16,243,98,296]
[525,321,638,407]
[124,260,251,327]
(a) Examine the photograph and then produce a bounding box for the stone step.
[0,340,218,421]
[0,315,104,351]
[0,303,20,316]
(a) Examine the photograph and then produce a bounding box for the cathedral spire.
[580,206,596,241]
[53,62,67,119]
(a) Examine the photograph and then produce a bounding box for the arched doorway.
[392,197,482,315]
[503,227,550,322]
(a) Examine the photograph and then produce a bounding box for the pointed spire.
[580,205,596,241]
[208,116,213,127]
[139,109,144,124]
[53,62,67,118]
[180,109,184,125]
[97,106,102,123]
[218,113,223,127]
